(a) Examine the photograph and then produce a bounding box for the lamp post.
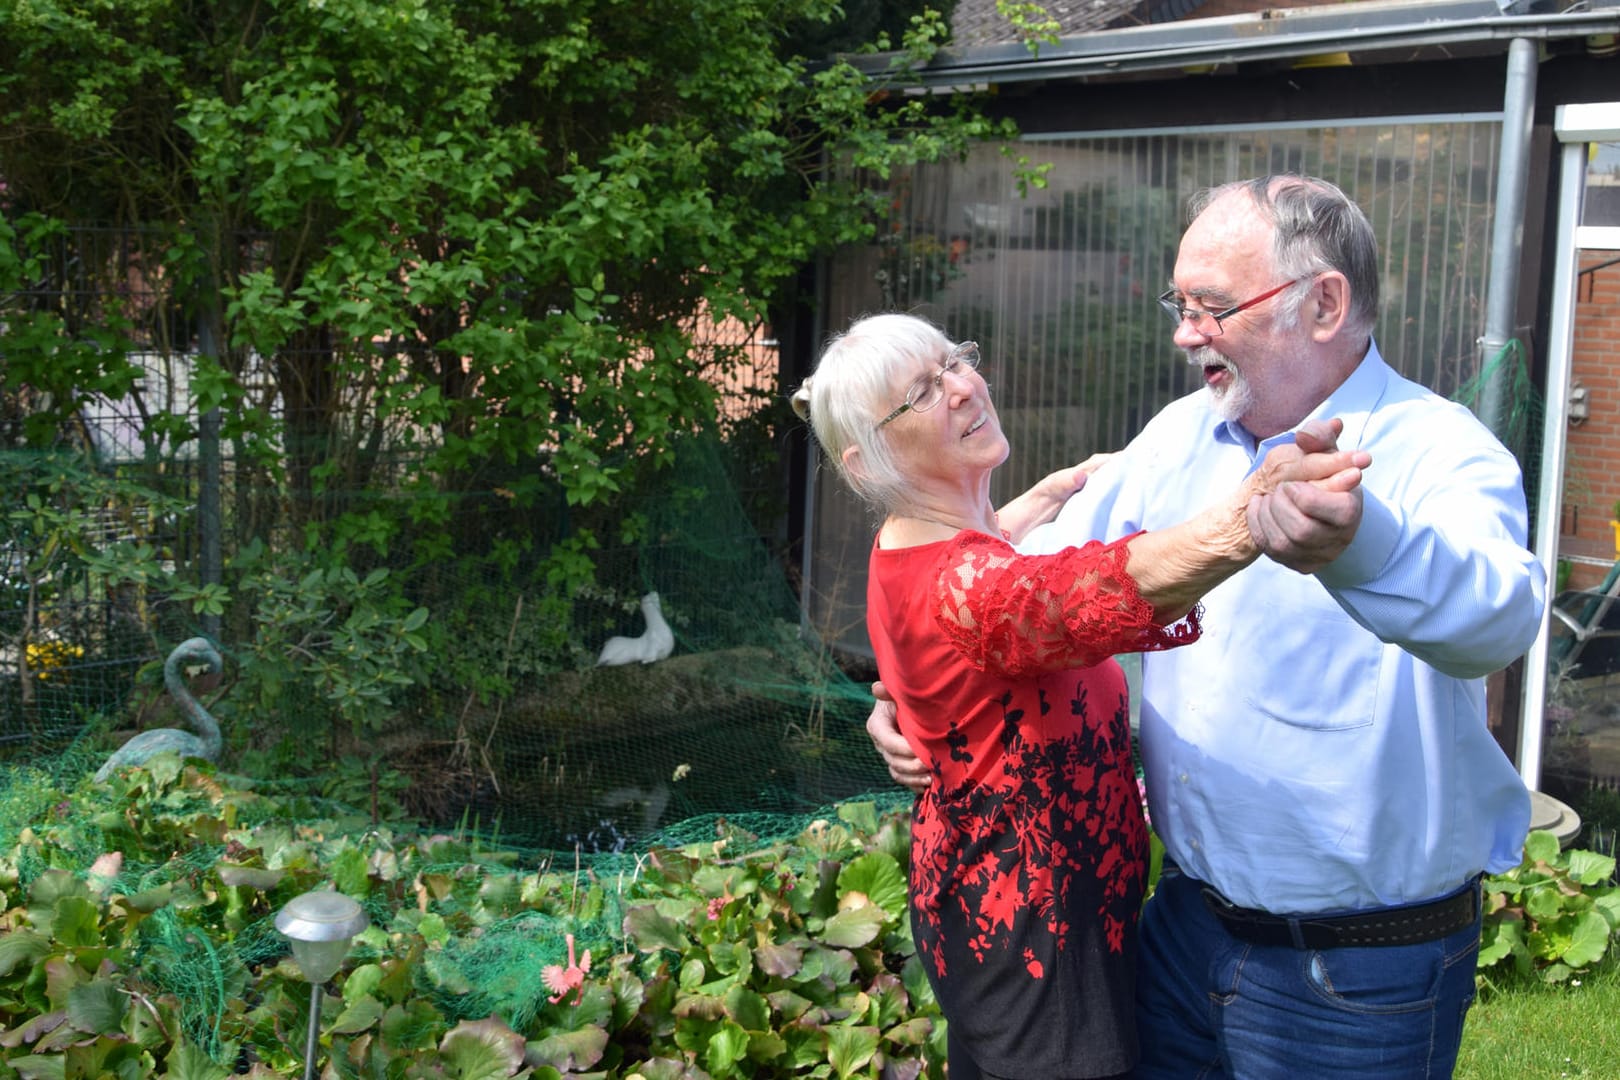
[275,890,368,1080]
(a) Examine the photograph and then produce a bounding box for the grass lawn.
[1457,961,1620,1078]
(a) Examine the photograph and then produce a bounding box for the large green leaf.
[837,802,880,836]
[160,1042,233,1080]
[1477,918,1523,968]
[0,929,51,978]
[8,1054,66,1080]
[1564,849,1617,887]
[1524,830,1561,864]
[837,853,907,919]
[625,904,689,952]
[1524,885,1576,924]
[28,870,91,908]
[331,993,386,1035]
[722,985,771,1031]
[827,1024,880,1079]
[1560,910,1613,969]
[51,896,104,948]
[439,1016,526,1078]
[379,999,448,1054]
[65,979,127,1035]
[753,940,803,978]
[765,988,814,1021]
[818,903,886,949]
[702,1019,750,1076]
[798,945,858,986]
[525,1025,608,1072]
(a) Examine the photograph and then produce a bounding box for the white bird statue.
[95,637,224,782]
[596,592,675,666]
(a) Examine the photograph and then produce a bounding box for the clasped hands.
[1243,417,1371,574]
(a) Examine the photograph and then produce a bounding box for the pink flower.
[541,933,592,1005]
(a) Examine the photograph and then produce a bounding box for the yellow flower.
[25,640,84,681]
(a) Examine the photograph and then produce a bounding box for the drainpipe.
[1474,36,1538,453]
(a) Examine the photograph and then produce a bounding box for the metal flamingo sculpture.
[95,637,224,782]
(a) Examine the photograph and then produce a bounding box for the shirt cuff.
[1316,488,1398,589]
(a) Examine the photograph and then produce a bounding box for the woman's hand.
[1245,419,1368,497]
[995,453,1115,542]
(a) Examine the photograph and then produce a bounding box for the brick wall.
[1560,254,1620,591]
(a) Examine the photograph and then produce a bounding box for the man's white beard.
[1190,347,1253,424]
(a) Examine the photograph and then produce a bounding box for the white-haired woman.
[793,312,1367,1080]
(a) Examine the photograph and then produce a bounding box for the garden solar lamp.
[275,890,368,1080]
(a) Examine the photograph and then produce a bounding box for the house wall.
[1562,253,1620,591]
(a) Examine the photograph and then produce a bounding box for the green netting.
[1,430,890,831]
[1,745,916,1065]
[1453,338,1541,466]
[0,424,915,1067]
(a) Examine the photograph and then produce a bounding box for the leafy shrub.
[1479,829,1620,986]
[15,761,1619,1077]
[0,757,940,1078]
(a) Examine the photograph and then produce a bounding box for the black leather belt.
[1200,877,1482,949]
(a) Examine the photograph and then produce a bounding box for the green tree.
[0,0,1015,516]
[0,0,1028,749]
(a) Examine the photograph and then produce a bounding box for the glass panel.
[807,119,1503,660]
[1585,139,1620,228]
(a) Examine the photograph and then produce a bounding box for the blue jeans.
[1135,865,1481,1079]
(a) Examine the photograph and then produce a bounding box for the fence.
[804,116,1510,659]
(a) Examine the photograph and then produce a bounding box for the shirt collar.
[1212,339,1386,462]
[1303,339,1385,452]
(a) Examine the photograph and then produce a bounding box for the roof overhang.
[847,0,1620,86]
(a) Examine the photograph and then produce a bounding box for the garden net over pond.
[0,428,923,1069]
[1,429,895,849]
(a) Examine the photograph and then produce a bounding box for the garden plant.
[3,750,1620,1078]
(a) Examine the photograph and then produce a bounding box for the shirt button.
[1179,772,1190,784]
[1189,838,1201,850]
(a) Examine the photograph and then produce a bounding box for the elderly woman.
[792,312,1367,1080]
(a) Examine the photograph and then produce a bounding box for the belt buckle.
[1200,885,1255,924]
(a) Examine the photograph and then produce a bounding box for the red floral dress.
[867,530,1199,1078]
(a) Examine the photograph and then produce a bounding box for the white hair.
[791,313,954,514]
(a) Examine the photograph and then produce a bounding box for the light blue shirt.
[1021,343,1544,914]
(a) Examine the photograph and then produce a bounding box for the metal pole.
[303,984,321,1080]
[196,312,223,643]
[1474,37,1538,451]
[1518,135,1589,790]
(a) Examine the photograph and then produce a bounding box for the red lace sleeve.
[932,530,1202,678]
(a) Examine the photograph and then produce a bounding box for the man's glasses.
[877,341,981,428]
[1157,278,1305,337]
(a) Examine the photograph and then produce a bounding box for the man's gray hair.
[1190,175,1381,340]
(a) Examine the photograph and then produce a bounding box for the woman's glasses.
[877,341,981,428]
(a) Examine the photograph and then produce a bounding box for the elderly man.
[866,174,1545,1078]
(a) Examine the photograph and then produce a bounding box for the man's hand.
[1247,418,1369,574]
[866,681,930,794]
